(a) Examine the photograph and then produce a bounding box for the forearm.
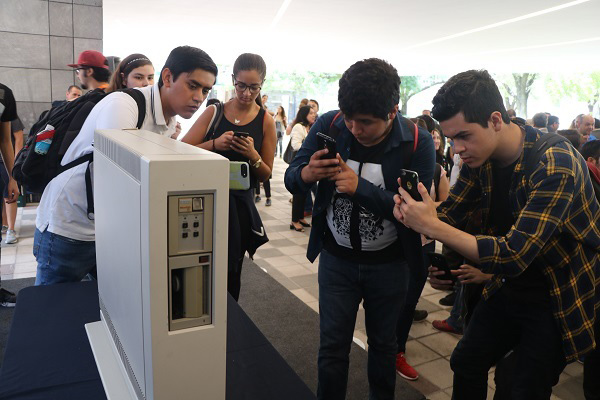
[427,220,480,263]
[0,125,15,174]
[14,132,23,156]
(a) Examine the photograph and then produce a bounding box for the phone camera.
[241,164,248,178]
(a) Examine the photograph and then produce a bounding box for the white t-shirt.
[36,83,175,241]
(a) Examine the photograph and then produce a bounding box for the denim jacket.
[284,110,436,271]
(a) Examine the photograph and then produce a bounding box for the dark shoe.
[289,223,304,232]
[0,288,17,307]
[298,220,311,227]
[265,198,272,206]
[432,319,463,335]
[255,195,261,203]
[439,291,456,306]
[413,309,428,322]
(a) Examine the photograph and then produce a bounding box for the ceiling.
[104,0,600,75]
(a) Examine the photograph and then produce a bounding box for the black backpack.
[13,88,146,193]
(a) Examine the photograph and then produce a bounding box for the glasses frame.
[232,75,262,94]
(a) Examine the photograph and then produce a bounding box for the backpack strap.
[400,117,419,169]
[524,132,568,185]
[121,88,147,129]
[204,102,225,143]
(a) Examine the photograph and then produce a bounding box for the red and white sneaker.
[396,352,419,380]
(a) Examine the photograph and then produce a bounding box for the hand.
[214,131,234,152]
[5,178,20,203]
[453,264,492,285]
[393,179,438,235]
[331,155,358,196]
[300,148,340,184]
[428,266,455,290]
[231,135,258,160]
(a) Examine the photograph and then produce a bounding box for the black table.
[0,281,315,400]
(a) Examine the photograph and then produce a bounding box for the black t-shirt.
[324,133,404,264]
[0,83,17,123]
[489,159,550,306]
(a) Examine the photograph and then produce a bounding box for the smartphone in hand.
[316,132,337,159]
[427,252,457,283]
[399,169,422,201]
[233,131,249,138]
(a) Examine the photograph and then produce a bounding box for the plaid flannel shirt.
[438,126,600,362]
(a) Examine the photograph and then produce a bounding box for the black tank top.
[213,105,265,188]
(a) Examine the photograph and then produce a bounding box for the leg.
[450,291,517,400]
[34,229,96,286]
[5,200,16,230]
[263,178,271,198]
[363,260,410,400]
[584,316,600,400]
[317,250,362,400]
[291,193,306,225]
[396,243,433,353]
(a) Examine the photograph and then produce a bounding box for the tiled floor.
[0,156,587,399]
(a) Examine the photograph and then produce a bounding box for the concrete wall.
[0,0,103,132]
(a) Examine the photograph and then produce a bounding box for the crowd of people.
[0,45,598,400]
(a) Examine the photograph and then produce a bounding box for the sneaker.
[1,225,7,234]
[0,288,17,307]
[432,319,463,335]
[4,229,17,244]
[396,352,419,380]
[255,195,261,203]
[413,309,428,322]
[265,198,272,206]
[439,291,456,306]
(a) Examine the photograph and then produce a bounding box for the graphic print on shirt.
[326,160,397,251]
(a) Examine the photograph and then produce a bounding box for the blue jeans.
[317,249,409,400]
[33,228,96,285]
[446,282,464,332]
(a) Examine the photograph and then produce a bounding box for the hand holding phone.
[427,252,457,283]
[316,132,337,159]
[233,131,249,138]
[399,169,422,201]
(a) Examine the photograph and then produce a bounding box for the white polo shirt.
[36,83,176,241]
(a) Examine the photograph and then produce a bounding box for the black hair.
[67,85,81,92]
[547,115,559,127]
[432,70,510,127]
[418,114,436,133]
[595,118,600,129]
[158,46,218,89]
[410,118,427,129]
[89,66,110,83]
[233,53,267,108]
[309,99,319,108]
[532,112,548,128]
[107,53,153,93]
[338,58,400,120]
[557,129,583,150]
[581,140,600,161]
[507,109,517,118]
[206,98,220,107]
[293,105,312,127]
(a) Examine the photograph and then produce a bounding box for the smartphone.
[427,252,457,283]
[233,131,249,138]
[399,169,422,201]
[229,161,250,190]
[316,132,337,159]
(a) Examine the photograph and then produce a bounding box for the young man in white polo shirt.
[34,46,218,285]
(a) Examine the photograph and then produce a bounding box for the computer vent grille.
[99,297,146,400]
[95,134,141,182]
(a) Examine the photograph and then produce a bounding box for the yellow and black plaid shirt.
[438,126,600,362]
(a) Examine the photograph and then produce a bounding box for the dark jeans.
[396,242,434,352]
[256,180,271,198]
[276,135,283,157]
[450,287,566,400]
[317,249,409,400]
[584,315,600,400]
[304,183,317,213]
[292,193,306,222]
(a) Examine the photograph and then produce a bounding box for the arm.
[231,113,276,182]
[434,169,450,206]
[290,124,305,150]
[0,121,19,203]
[182,105,233,152]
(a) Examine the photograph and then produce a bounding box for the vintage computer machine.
[85,129,229,399]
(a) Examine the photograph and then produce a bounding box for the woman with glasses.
[183,53,276,301]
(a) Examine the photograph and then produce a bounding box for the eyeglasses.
[233,79,261,94]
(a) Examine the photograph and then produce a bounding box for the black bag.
[283,140,297,164]
[13,88,146,193]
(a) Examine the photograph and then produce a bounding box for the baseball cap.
[68,50,108,69]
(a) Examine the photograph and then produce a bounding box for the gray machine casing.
[86,129,229,400]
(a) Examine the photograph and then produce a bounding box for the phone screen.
[234,131,249,138]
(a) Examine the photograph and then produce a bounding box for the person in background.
[286,98,310,135]
[575,114,595,142]
[547,115,559,133]
[532,112,548,133]
[422,109,431,116]
[51,85,83,108]
[69,50,111,92]
[557,129,584,150]
[106,53,154,93]
[262,94,275,117]
[0,83,21,307]
[289,105,315,231]
[0,116,24,244]
[274,105,287,157]
[183,53,275,301]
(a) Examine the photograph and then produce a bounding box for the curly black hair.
[432,70,510,128]
[338,58,400,120]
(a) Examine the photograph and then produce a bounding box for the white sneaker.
[1,225,7,234]
[4,229,17,244]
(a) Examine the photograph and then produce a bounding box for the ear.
[490,111,504,131]
[389,104,399,120]
[162,68,173,88]
[120,72,126,87]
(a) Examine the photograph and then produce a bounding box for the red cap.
[68,50,108,69]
